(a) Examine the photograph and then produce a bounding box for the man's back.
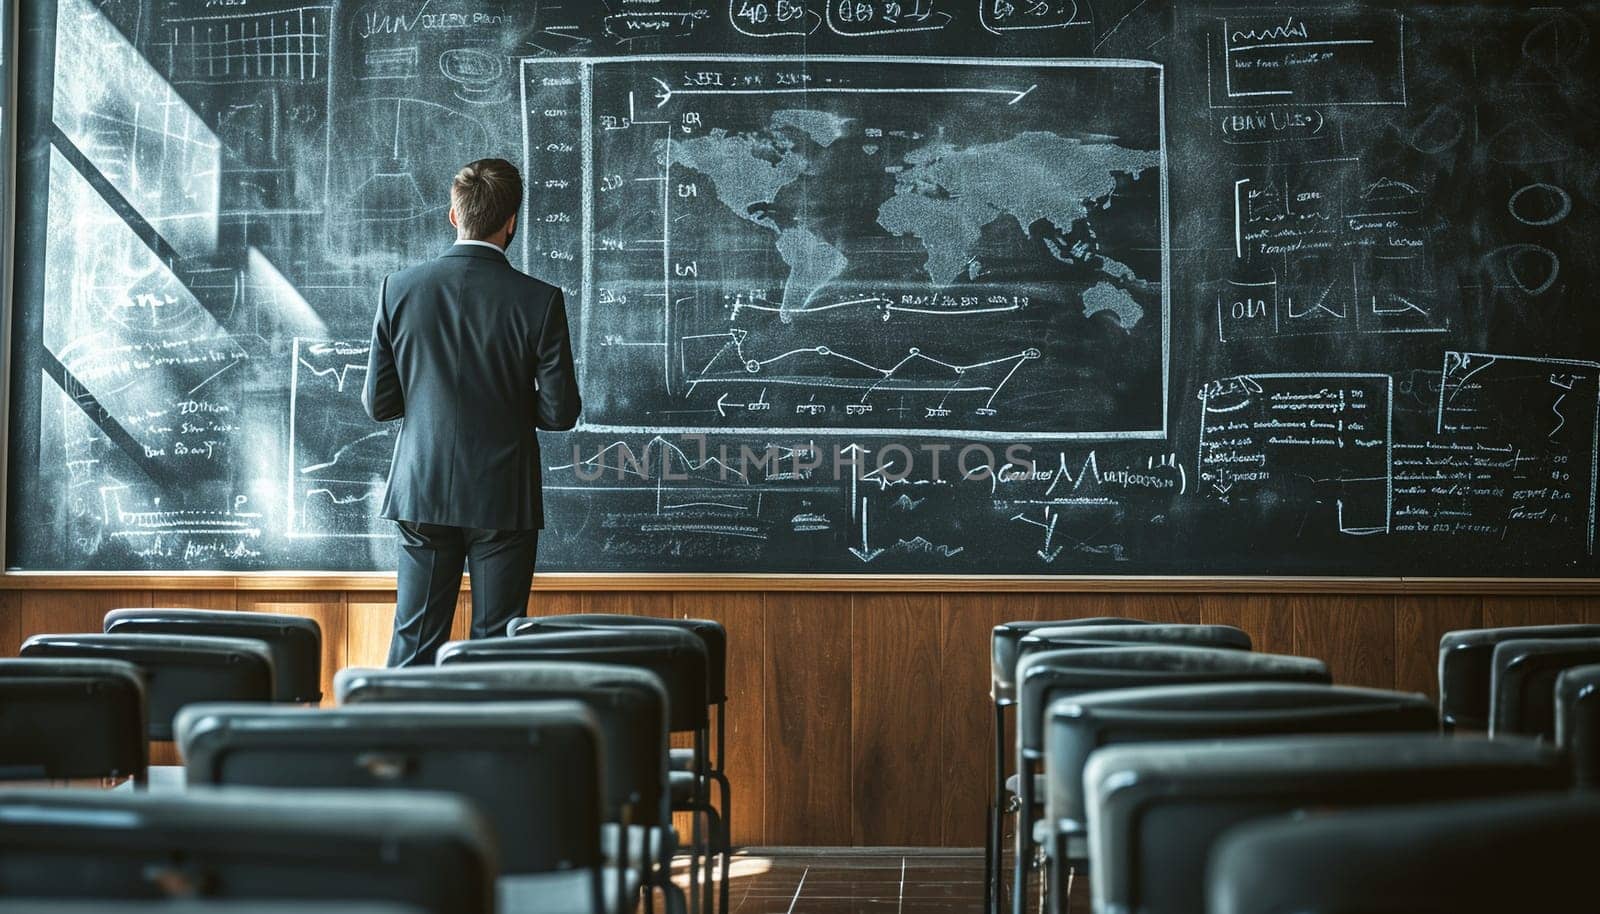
[363,243,580,531]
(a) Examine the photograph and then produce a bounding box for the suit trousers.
[387,521,538,667]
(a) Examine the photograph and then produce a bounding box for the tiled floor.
[687,851,1087,914]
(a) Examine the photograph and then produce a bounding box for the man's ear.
[448,208,460,229]
[503,213,518,237]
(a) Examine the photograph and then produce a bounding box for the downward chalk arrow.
[1036,513,1062,563]
[849,498,885,563]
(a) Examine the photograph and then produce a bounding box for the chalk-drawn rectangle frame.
[521,54,1171,442]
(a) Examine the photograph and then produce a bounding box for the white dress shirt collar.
[453,238,505,253]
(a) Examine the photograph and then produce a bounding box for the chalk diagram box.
[286,339,392,538]
[526,56,1170,440]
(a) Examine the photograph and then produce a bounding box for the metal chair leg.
[987,702,1006,914]
[1012,758,1033,914]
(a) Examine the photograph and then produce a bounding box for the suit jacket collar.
[442,242,508,262]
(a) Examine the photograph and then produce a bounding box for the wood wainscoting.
[3,579,1598,846]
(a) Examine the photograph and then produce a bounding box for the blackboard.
[5,0,1598,575]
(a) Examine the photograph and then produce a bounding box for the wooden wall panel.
[16,591,144,645]
[937,593,1025,847]
[155,591,239,610]
[1293,595,1396,689]
[674,591,765,846]
[763,592,851,844]
[1198,594,1294,654]
[347,593,398,671]
[851,593,941,846]
[582,591,673,618]
[0,591,23,657]
[1395,596,1481,699]
[1482,595,1600,628]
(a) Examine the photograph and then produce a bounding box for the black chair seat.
[177,702,604,879]
[1016,645,1330,759]
[0,658,146,782]
[1208,794,1600,914]
[990,618,1151,704]
[1489,637,1600,739]
[1556,662,1600,787]
[1085,734,1566,914]
[19,634,274,741]
[335,663,669,827]
[1044,682,1438,851]
[105,609,321,704]
[1439,624,1600,730]
[440,631,708,731]
[0,787,494,914]
[509,614,728,704]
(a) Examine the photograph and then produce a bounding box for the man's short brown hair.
[451,158,523,239]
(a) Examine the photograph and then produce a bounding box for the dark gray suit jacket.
[362,243,580,530]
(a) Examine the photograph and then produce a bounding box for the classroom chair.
[176,700,618,914]
[984,616,1149,914]
[1003,626,1249,852]
[1438,623,1600,730]
[104,608,322,703]
[335,662,682,913]
[1207,794,1600,914]
[18,633,273,740]
[1010,641,1319,914]
[1039,682,1436,914]
[1556,662,1600,787]
[0,787,494,914]
[442,628,717,914]
[509,612,734,914]
[1488,637,1600,740]
[1086,734,1567,914]
[0,658,147,786]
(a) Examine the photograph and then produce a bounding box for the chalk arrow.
[1035,512,1062,563]
[715,393,732,417]
[841,444,869,521]
[849,497,885,562]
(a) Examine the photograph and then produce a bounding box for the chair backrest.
[1016,645,1330,757]
[1556,663,1600,788]
[1017,623,1252,670]
[441,628,709,731]
[1207,794,1600,914]
[511,614,729,704]
[177,701,603,877]
[1086,734,1566,914]
[0,787,494,914]
[105,609,322,703]
[19,634,273,740]
[990,618,1151,704]
[1043,682,1437,841]
[1489,637,1600,740]
[0,658,147,782]
[335,662,669,825]
[1438,623,1600,730]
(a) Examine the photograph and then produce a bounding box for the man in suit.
[362,157,581,667]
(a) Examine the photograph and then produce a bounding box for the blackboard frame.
[0,570,1597,595]
[2,1,1599,583]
